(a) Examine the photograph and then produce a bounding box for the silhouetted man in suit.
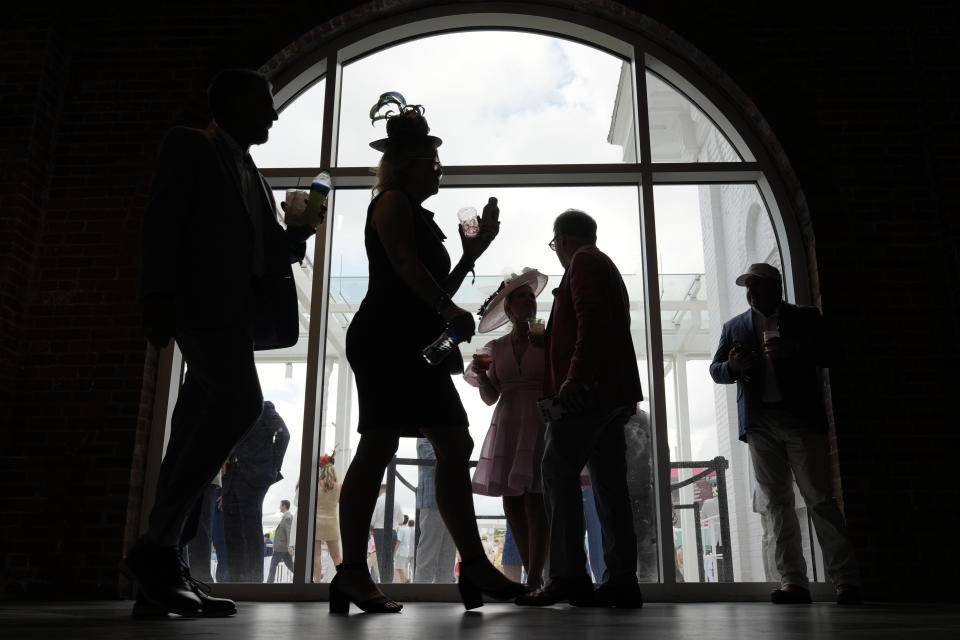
[222,400,290,583]
[266,499,295,583]
[710,263,861,605]
[517,209,644,608]
[122,68,319,617]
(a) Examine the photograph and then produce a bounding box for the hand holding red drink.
[473,348,492,372]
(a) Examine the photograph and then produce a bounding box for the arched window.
[155,5,825,598]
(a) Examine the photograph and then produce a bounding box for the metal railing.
[382,454,735,582]
[671,457,732,582]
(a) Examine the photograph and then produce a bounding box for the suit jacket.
[274,511,293,551]
[137,126,306,349]
[224,401,291,492]
[544,245,643,411]
[709,302,830,441]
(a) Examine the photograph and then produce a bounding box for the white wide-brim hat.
[477,268,549,334]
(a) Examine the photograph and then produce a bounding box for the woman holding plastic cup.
[333,93,524,613]
[466,268,550,588]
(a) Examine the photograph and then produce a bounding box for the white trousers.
[747,410,860,589]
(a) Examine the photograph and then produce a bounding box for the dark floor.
[1,601,959,640]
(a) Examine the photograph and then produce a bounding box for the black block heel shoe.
[329,564,402,614]
[457,556,529,610]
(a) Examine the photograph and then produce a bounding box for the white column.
[334,364,354,479]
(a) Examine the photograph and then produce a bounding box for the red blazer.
[544,246,643,410]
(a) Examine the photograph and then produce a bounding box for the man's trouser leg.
[373,528,395,583]
[542,406,631,580]
[785,428,861,588]
[582,487,605,582]
[414,507,456,583]
[144,328,263,550]
[586,406,638,585]
[223,480,269,582]
[266,551,282,583]
[748,415,808,589]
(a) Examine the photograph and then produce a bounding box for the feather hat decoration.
[369,91,442,152]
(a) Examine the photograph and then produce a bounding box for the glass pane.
[654,183,821,583]
[338,32,631,166]
[322,185,656,584]
[251,78,326,169]
[181,361,308,585]
[646,72,741,163]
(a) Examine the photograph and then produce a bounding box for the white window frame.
[144,3,831,602]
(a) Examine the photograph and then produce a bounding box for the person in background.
[395,516,413,583]
[414,438,457,585]
[709,262,862,605]
[184,474,220,585]
[313,454,341,582]
[500,524,523,583]
[266,500,294,583]
[221,401,290,583]
[466,268,551,588]
[370,484,404,585]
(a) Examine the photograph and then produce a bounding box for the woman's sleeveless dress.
[346,190,468,436]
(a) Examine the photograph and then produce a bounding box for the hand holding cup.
[473,349,492,372]
[462,197,500,261]
[527,318,545,346]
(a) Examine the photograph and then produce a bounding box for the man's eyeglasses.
[548,236,558,251]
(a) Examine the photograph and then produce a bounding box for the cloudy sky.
[253,30,728,529]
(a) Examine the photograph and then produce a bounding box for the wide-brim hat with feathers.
[369,91,442,152]
[477,268,549,334]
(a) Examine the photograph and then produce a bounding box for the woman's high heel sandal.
[457,555,529,610]
[329,563,403,614]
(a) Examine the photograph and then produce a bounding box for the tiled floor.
[1,601,959,640]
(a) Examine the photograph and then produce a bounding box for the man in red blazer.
[516,209,644,608]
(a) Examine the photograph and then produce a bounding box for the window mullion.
[290,52,341,591]
[633,43,676,587]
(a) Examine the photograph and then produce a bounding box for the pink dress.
[465,335,546,496]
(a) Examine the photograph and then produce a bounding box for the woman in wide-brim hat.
[333,93,525,613]
[465,268,551,588]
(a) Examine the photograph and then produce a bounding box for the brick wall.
[0,0,957,600]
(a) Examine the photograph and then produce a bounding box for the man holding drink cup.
[129,69,318,618]
[709,263,862,605]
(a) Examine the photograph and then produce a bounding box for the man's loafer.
[770,584,812,604]
[133,589,237,618]
[515,576,594,606]
[836,584,864,605]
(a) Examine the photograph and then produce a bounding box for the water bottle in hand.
[302,170,331,229]
[423,328,459,366]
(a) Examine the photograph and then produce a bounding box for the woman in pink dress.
[465,268,550,588]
